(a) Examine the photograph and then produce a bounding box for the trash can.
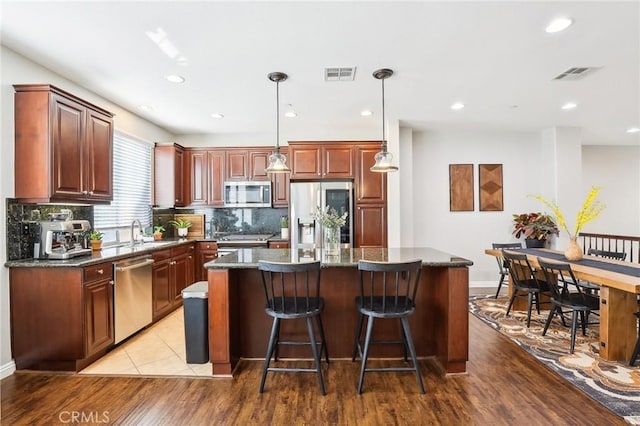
[182,281,209,364]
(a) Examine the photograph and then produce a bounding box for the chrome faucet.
[130,219,143,246]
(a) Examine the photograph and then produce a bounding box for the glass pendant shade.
[266,71,291,174]
[370,147,398,172]
[266,150,290,173]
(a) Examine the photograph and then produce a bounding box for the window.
[94,132,152,238]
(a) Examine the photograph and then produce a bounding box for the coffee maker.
[34,220,92,260]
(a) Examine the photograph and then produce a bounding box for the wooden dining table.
[485,248,640,361]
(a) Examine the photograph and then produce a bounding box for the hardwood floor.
[1,314,624,425]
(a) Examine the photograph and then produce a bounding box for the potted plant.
[153,225,165,241]
[169,218,192,237]
[280,216,289,239]
[512,212,559,248]
[89,230,104,251]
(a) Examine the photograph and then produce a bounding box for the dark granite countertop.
[206,247,473,269]
[5,239,198,268]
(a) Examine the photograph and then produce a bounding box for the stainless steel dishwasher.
[114,256,154,343]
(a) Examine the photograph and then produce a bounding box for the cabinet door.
[323,145,354,178]
[272,169,290,207]
[249,150,271,181]
[356,146,387,203]
[51,94,85,199]
[208,150,226,206]
[85,110,113,201]
[188,150,208,206]
[290,145,322,178]
[226,149,249,180]
[152,258,173,320]
[197,242,218,281]
[355,204,387,248]
[174,146,186,206]
[84,278,114,356]
[173,253,195,302]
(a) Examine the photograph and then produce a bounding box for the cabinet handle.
[89,191,94,195]
[109,280,114,286]
[188,256,192,259]
[97,269,104,275]
[175,199,179,202]
[82,190,88,195]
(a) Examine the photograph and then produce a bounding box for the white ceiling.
[2,1,639,145]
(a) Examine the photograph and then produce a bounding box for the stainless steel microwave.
[224,181,272,207]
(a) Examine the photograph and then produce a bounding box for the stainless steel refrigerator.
[290,181,354,250]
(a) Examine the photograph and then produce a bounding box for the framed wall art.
[449,164,474,211]
[479,164,503,211]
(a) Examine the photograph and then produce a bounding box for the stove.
[216,233,274,247]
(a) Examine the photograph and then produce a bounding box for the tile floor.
[80,307,213,377]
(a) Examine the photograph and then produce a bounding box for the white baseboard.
[469,280,498,288]
[0,360,16,379]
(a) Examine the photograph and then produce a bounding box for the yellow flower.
[531,186,605,238]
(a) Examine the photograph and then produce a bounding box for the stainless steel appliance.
[290,181,354,250]
[216,233,274,248]
[114,256,154,343]
[34,220,92,259]
[224,181,272,207]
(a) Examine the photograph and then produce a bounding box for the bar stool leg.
[357,316,375,394]
[306,317,326,395]
[401,317,425,394]
[316,315,330,364]
[352,313,364,361]
[260,317,280,393]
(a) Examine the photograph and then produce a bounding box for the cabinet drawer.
[153,249,172,262]
[172,243,194,257]
[198,242,218,251]
[84,262,113,284]
[268,241,289,249]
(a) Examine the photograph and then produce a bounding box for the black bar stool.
[257,260,329,395]
[351,259,425,394]
[630,312,640,367]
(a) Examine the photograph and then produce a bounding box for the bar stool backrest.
[357,259,423,315]
[258,260,322,315]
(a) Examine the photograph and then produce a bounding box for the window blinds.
[94,132,152,230]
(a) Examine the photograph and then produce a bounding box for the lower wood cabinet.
[196,242,218,281]
[152,243,195,321]
[355,204,387,248]
[9,262,114,371]
[268,241,289,249]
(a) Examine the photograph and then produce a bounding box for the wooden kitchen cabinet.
[186,149,225,206]
[271,147,290,206]
[226,148,273,181]
[154,143,186,207]
[355,204,387,248]
[226,149,249,180]
[249,149,271,181]
[13,84,114,204]
[152,244,195,320]
[356,144,387,204]
[268,241,290,249]
[9,261,114,371]
[289,142,354,179]
[196,242,218,281]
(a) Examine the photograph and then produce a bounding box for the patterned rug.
[469,295,640,424]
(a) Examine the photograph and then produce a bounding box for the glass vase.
[564,236,583,261]
[324,226,340,256]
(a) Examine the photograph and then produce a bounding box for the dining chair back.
[587,248,627,261]
[492,243,523,298]
[502,250,550,327]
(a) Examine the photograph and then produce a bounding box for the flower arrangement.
[531,186,605,238]
[512,212,559,240]
[314,206,348,229]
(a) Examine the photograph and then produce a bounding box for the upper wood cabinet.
[271,148,290,206]
[289,142,354,179]
[226,148,272,181]
[14,84,114,204]
[249,149,271,181]
[186,149,225,207]
[356,144,387,204]
[154,143,186,207]
[226,149,249,180]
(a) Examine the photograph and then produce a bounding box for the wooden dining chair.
[502,250,551,327]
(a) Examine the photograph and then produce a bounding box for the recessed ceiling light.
[451,102,465,111]
[626,127,640,133]
[137,105,153,111]
[561,102,577,110]
[285,111,297,118]
[361,110,373,117]
[546,17,573,33]
[165,74,185,83]
[210,113,224,119]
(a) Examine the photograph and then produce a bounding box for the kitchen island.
[205,247,473,377]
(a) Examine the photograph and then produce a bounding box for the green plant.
[280,216,288,228]
[89,230,103,241]
[168,219,192,229]
[512,212,559,240]
[154,225,166,233]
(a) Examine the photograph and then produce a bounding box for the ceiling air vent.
[324,66,356,82]
[553,67,599,81]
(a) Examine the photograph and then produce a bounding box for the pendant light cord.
[276,79,280,154]
[381,77,386,152]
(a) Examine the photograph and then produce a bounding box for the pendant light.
[370,68,398,173]
[265,72,291,174]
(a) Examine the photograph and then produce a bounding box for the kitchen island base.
[207,250,470,377]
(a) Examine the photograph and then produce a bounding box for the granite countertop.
[5,239,197,268]
[205,247,473,269]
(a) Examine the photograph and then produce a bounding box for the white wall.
[0,46,174,377]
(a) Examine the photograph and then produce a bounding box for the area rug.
[469,295,640,424]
